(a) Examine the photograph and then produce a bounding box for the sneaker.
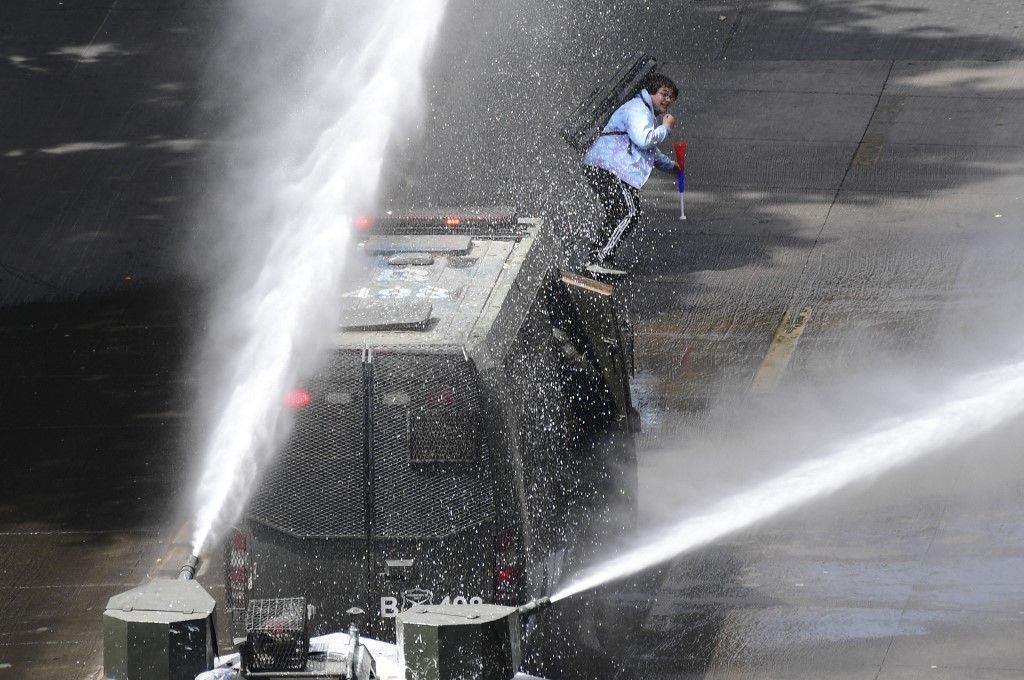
[585,261,628,277]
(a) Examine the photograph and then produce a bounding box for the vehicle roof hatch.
[340,298,433,330]
[365,235,472,255]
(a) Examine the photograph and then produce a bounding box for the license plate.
[380,588,484,618]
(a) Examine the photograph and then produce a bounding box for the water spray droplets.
[189,0,448,557]
[553,357,1024,601]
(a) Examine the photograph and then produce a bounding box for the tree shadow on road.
[390,0,1024,280]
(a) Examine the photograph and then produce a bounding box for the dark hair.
[643,73,678,98]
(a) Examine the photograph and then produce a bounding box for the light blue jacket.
[582,89,676,189]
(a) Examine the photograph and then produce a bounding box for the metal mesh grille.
[371,350,493,538]
[247,349,493,540]
[409,383,478,463]
[244,597,309,672]
[247,350,367,538]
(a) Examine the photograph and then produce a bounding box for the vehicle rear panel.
[368,350,494,637]
[242,349,496,638]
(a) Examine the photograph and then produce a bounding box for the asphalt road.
[2,1,1023,679]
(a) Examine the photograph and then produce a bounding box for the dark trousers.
[583,165,642,263]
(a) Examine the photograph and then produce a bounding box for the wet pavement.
[0,287,197,679]
[2,0,1024,679]
[599,4,1024,676]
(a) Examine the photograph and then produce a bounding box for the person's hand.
[663,114,676,129]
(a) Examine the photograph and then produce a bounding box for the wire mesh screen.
[243,597,309,672]
[371,350,493,538]
[408,379,479,463]
[247,350,367,538]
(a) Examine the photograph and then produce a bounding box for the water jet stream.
[188,1,447,558]
[552,358,1024,602]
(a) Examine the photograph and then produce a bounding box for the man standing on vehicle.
[582,73,679,277]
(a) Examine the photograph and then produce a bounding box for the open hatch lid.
[340,298,433,331]
[561,54,659,152]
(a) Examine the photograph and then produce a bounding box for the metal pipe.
[348,622,361,680]
[516,596,551,619]
[178,554,201,581]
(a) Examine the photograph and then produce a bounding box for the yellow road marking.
[751,308,811,393]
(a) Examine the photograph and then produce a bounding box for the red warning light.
[496,567,515,583]
[494,531,516,553]
[355,216,373,230]
[427,389,456,406]
[285,389,312,409]
[444,216,462,227]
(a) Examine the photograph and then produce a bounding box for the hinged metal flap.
[561,53,659,151]
[364,235,472,255]
[340,299,433,330]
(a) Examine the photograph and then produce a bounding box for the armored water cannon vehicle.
[224,207,639,666]
[103,557,556,680]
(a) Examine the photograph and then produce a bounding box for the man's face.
[650,86,676,114]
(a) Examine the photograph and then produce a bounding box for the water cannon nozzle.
[177,554,201,581]
[517,596,551,619]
